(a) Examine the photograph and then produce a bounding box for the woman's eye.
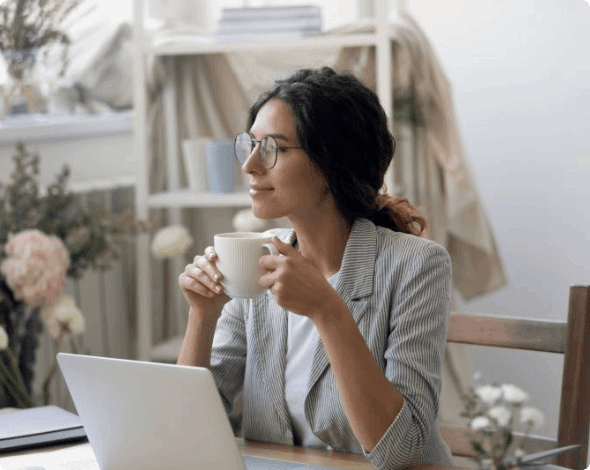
[277,147,287,153]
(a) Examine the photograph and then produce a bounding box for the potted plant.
[0,0,90,116]
[0,141,143,408]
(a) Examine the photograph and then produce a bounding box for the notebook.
[57,353,335,470]
[0,405,86,453]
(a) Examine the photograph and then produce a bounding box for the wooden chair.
[441,285,590,469]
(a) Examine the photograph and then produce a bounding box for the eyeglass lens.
[234,132,277,169]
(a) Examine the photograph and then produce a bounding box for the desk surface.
[238,438,376,469]
[0,437,463,470]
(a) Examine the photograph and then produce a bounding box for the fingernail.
[215,285,222,292]
[214,274,221,281]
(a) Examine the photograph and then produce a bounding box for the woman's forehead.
[250,99,297,138]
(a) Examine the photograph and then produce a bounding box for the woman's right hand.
[178,246,230,316]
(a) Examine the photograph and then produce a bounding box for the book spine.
[218,17,322,34]
[221,6,321,22]
[212,30,318,43]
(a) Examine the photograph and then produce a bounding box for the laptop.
[57,353,335,470]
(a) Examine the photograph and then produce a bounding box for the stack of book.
[214,4,323,43]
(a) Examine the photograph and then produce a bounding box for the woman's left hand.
[259,236,340,320]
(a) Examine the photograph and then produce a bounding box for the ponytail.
[371,193,428,237]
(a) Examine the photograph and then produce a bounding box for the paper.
[0,443,99,470]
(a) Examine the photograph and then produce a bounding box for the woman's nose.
[241,144,264,174]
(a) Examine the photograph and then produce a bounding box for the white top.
[284,270,340,448]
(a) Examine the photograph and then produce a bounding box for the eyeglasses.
[234,132,302,169]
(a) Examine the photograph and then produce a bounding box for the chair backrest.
[441,285,590,470]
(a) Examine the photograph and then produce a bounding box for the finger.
[204,246,218,261]
[271,236,298,256]
[258,270,275,289]
[192,254,222,283]
[259,253,281,271]
[179,272,218,298]
[192,259,224,289]
[182,260,222,296]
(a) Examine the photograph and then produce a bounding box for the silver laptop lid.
[57,353,246,470]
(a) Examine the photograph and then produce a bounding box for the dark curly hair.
[247,66,427,236]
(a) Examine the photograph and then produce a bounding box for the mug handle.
[261,243,279,295]
[262,243,279,256]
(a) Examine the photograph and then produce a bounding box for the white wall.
[406,0,590,440]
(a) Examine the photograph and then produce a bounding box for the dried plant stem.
[41,327,66,406]
[98,271,110,357]
[0,350,34,408]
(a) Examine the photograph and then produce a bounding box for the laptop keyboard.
[243,455,338,470]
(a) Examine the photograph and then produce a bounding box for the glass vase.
[1,48,49,118]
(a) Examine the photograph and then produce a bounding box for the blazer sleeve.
[209,299,248,416]
[364,241,452,470]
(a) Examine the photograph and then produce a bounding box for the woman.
[177,67,454,470]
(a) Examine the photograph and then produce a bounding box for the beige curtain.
[145,11,507,427]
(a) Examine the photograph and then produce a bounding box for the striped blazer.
[210,218,454,470]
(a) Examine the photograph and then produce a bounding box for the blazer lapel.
[307,218,378,393]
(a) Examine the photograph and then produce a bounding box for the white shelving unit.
[148,190,251,208]
[133,0,405,361]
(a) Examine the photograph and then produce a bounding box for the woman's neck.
[288,211,351,279]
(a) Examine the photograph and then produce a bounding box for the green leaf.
[472,441,487,455]
[504,431,513,450]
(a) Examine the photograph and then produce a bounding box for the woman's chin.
[250,204,281,221]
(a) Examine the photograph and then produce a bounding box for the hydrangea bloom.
[1,230,70,307]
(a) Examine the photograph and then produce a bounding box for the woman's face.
[242,99,331,221]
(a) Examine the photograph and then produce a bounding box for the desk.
[0,437,461,470]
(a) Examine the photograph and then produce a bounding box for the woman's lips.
[249,186,273,196]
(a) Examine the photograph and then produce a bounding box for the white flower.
[514,448,526,460]
[488,405,511,427]
[520,407,544,427]
[480,458,496,470]
[470,416,491,431]
[475,385,502,405]
[501,384,529,404]
[0,325,8,350]
[41,294,85,338]
[151,225,193,259]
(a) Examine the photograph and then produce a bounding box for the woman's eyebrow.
[267,133,290,142]
[249,131,291,142]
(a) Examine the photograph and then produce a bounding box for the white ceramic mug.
[214,232,279,299]
[182,139,209,192]
[206,140,235,193]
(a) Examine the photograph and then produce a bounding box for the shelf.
[0,111,133,144]
[148,190,251,208]
[150,32,379,56]
[134,0,397,361]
